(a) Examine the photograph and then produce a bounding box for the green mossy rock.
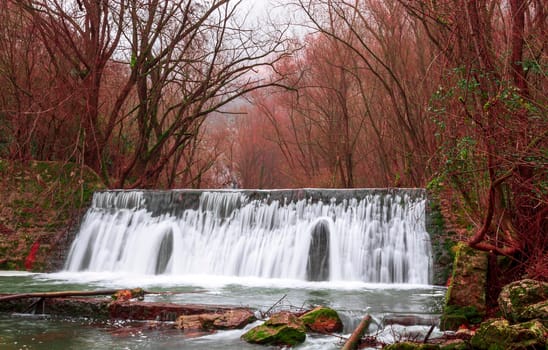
[438,339,469,350]
[498,279,548,325]
[440,242,488,331]
[470,318,547,350]
[440,305,483,331]
[241,312,306,346]
[439,313,469,331]
[520,301,548,327]
[241,324,306,346]
[384,342,440,350]
[299,306,343,333]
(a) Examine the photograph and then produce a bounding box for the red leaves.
[24,240,40,271]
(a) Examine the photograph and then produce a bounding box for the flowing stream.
[0,189,446,349]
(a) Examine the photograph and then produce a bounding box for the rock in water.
[241,312,306,346]
[176,309,256,331]
[470,318,547,350]
[299,306,343,333]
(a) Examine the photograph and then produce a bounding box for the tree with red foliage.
[17,0,126,171]
[294,0,440,187]
[247,1,441,188]
[0,0,81,161]
[2,0,294,188]
[400,0,547,279]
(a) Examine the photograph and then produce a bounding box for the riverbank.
[0,160,103,271]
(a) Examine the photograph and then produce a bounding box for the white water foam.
[0,271,37,277]
[45,271,437,291]
[64,190,432,284]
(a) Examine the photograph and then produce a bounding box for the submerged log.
[109,301,254,322]
[0,291,256,324]
[341,314,372,350]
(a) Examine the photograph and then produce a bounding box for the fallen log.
[0,288,148,302]
[0,288,209,303]
[0,290,120,302]
[341,314,372,350]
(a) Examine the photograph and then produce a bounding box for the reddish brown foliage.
[0,0,292,188]
[401,0,547,278]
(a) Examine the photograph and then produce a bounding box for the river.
[0,271,445,349]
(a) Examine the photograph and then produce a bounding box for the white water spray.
[65,190,432,284]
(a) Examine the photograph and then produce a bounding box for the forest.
[0,0,546,278]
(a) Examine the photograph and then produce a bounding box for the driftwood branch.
[264,294,287,315]
[341,314,372,350]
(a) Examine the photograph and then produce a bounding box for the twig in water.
[423,324,435,343]
[263,294,287,316]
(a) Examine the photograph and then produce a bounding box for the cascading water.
[64,189,433,284]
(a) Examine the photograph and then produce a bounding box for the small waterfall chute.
[306,218,331,281]
[155,229,173,274]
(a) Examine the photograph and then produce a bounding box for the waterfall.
[64,189,433,284]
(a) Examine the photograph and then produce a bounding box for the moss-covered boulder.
[498,279,548,325]
[438,339,469,350]
[520,301,548,327]
[241,312,306,346]
[440,305,484,332]
[440,242,488,331]
[299,306,343,333]
[383,342,440,350]
[380,340,469,350]
[470,318,547,350]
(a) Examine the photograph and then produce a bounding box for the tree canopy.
[1,0,546,278]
